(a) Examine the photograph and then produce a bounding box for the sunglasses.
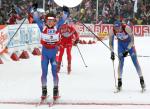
[47,19,56,23]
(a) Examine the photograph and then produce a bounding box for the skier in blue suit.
[109,20,146,91]
[32,3,70,100]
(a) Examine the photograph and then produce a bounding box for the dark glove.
[32,3,38,10]
[63,6,70,13]
[111,52,115,61]
[122,50,128,57]
[73,39,79,46]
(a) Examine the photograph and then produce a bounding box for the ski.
[141,88,146,93]
[36,95,50,107]
[114,87,122,93]
[114,88,146,93]
[48,96,61,107]
[114,89,121,93]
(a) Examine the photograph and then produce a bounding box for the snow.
[0,37,150,109]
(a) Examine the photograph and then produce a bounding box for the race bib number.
[47,29,55,35]
[116,33,128,40]
[41,33,59,43]
[62,32,73,38]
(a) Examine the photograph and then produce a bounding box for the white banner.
[0,24,41,54]
[0,27,9,54]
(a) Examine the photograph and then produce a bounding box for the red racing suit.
[57,24,79,72]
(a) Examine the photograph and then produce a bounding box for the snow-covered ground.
[0,37,150,109]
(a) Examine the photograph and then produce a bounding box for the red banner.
[76,24,150,37]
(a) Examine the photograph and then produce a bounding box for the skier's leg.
[117,42,125,90]
[117,56,124,90]
[129,47,142,76]
[51,57,59,98]
[49,48,59,98]
[57,46,65,73]
[118,42,125,80]
[66,45,72,74]
[129,47,145,89]
[41,47,49,97]
[50,48,59,88]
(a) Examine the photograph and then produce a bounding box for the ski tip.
[114,88,122,93]
[141,88,146,93]
[114,90,120,93]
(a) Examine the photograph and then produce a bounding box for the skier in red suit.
[57,23,79,74]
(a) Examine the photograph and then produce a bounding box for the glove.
[73,39,79,46]
[122,50,128,57]
[32,3,38,10]
[63,6,70,13]
[111,52,115,61]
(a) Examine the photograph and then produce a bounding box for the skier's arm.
[109,30,115,52]
[109,30,115,60]
[33,14,44,32]
[125,26,134,50]
[73,30,80,45]
[72,26,79,40]
[56,7,70,30]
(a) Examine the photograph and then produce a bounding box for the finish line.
[0,101,150,106]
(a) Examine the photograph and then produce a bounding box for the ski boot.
[140,76,146,92]
[67,64,71,74]
[41,86,47,100]
[117,78,122,91]
[53,86,60,101]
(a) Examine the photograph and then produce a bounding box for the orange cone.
[32,48,41,56]
[93,41,96,44]
[79,40,83,44]
[83,40,87,44]
[11,53,19,61]
[88,40,92,44]
[19,51,29,59]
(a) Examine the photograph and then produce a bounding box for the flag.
[133,0,138,13]
[102,3,106,16]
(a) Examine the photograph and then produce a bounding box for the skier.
[33,4,70,100]
[109,20,146,92]
[57,23,79,74]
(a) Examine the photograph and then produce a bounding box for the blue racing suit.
[109,25,143,79]
[33,10,69,87]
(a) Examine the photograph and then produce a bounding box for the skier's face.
[46,19,56,27]
[114,26,122,32]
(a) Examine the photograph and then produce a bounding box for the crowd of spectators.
[0,0,149,25]
[76,0,150,25]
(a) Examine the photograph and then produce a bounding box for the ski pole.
[6,17,27,48]
[76,21,119,59]
[127,55,150,58]
[76,45,88,67]
[112,60,117,88]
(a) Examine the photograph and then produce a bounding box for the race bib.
[41,33,59,43]
[116,33,128,40]
[41,28,59,43]
[62,32,73,38]
[47,29,56,35]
